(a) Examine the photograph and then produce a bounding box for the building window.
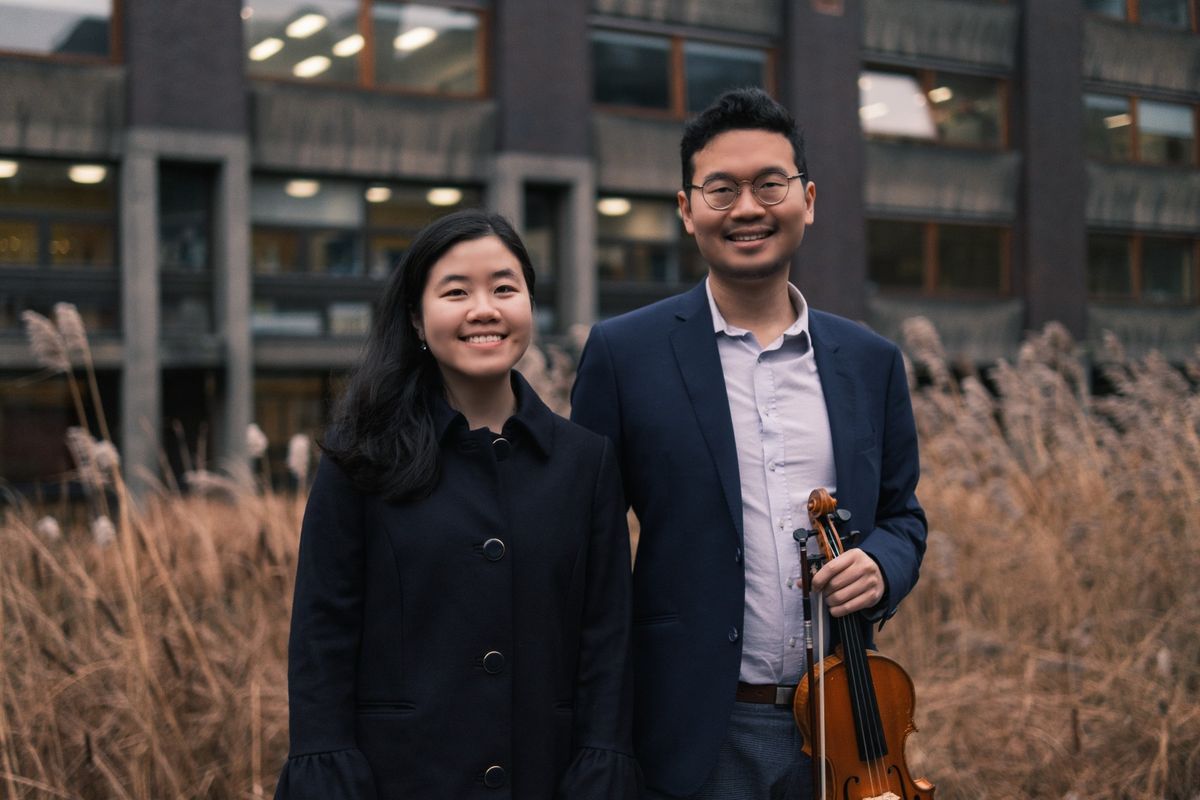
[868,219,1010,295]
[250,175,481,337]
[0,0,113,60]
[243,1,486,95]
[591,28,772,118]
[1085,0,1196,30]
[254,373,335,485]
[860,69,1007,149]
[596,196,705,316]
[1088,233,1198,303]
[1084,93,1197,166]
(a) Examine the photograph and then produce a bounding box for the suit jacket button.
[735,547,742,563]
[483,650,506,674]
[728,627,739,642]
[484,765,506,788]
[492,436,511,460]
[483,538,505,561]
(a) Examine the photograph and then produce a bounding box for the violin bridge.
[865,794,901,800]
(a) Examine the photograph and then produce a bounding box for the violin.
[792,488,935,800]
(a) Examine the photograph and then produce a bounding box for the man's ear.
[677,189,696,235]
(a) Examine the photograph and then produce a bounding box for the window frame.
[860,64,1011,151]
[1084,0,1199,33]
[1082,91,1200,167]
[0,0,122,64]
[589,22,777,120]
[1086,230,1200,305]
[866,217,1013,298]
[243,0,490,99]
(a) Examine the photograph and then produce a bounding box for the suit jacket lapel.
[811,313,858,505]
[669,284,744,543]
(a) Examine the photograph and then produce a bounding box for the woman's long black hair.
[322,209,536,501]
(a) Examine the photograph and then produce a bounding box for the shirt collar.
[432,369,554,457]
[705,277,810,343]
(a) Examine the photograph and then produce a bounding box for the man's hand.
[810,549,884,618]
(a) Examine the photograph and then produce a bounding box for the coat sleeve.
[570,324,627,498]
[858,346,928,624]
[556,438,643,800]
[274,456,379,800]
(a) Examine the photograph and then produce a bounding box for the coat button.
[484,765,506,788]
[483,650,506,674]
[482,538,505,561]
[734,547,742,563]
[492,436,511,460]
[728,627,739,642]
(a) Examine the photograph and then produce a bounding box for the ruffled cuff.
[556,746,643,800]
[273,748,379,800]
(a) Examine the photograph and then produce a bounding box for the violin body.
[794,647,935,800]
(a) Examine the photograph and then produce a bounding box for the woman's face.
[414,235,533,393]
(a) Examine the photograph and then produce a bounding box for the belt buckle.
[774,685,796,707]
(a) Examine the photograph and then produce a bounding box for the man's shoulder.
[591,284,705,345]
[810,307,902,357]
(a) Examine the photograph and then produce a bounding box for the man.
[570,88,927,799]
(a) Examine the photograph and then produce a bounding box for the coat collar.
[432,370,554,457]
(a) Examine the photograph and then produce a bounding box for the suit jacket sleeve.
[556,438,642,799]
[274,456,379,800]
[570,324,626,490]
[859,346,927,623]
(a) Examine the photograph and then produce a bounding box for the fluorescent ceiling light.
[1103,113,1132,129]
[285,179,321,198]
[332,33,364,57]
[858,103,889,121]
[68,164,107,184]
[426,187,462,206]
[365,186,392,203]
[0,160,18,179]
[596,197,632,217]
[293,55,331,78]
[857,76,872,91]
[241,6,254,20]
[286,13,327,39]
[249,37,283,61]
[928,86,953,104]
[395,26,438,52]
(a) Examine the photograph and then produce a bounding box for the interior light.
[286,13,327,39]
[285,179,321,198]
[365,185,392,203]
[928,86,953,104]
[395,26,438,52]
[332,34,364,57]
[857,76,872,91]
[293,55,331,78]
[249,37,284,61]
[426,187,462,207]
[858,103,889,121]
[1103,113,1132,129]
[596,197,632,217]
[0,160,18,179]
[241,6,254,20]
[68,165,107,184]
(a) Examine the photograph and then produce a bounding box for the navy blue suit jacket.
[570,282,927,796]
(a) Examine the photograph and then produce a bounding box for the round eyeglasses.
[687,171,805,211]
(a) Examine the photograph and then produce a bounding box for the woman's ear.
[411,310,424,343]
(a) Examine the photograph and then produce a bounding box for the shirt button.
[491,436,511,461]
[484,765,506,788]
[769,462,776,471]
[728,627,739,642]
[482,650,506,674]
[482,538,505,561]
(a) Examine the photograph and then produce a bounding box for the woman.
[274,210,640,799]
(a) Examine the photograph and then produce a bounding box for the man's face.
[677,129,816,284]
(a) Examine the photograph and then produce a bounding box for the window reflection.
[1083,94,1133,161]
[0,158,116,271]
[859,71,936,140]
[373,3,481,94]
[938,224,1004,292]
[0,0,111,58]
[160,163,215,272]
[868,219,1008,295]
[1143,238,1193,302]
[868,221,924,289]
[1138,100,1195,166]
[685,42,767,114]
[1087,234,1132,297]
[928,74,1003,147]
[244,0,362,82]
[592,30,671,110]
[1140,0,1193,28]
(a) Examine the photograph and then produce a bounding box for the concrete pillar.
[214,141,252,469]
[781,0,867,320]
[120,138,160,493]
[1021,5,1087,336]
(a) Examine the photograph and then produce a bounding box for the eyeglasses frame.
[686,172,806,211]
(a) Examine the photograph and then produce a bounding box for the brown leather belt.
[736,681,796,706]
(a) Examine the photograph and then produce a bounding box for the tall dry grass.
[1,317,1198,798]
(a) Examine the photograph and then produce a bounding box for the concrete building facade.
[0,0,1197,491]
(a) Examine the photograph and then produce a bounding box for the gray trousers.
[643,701,814,800]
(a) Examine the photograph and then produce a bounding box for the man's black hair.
[680,87,808,190]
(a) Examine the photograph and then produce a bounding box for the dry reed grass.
[2,317,1198,799]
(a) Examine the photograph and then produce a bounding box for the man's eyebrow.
[699,166,793,182]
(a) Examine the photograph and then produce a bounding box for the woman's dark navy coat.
[274,373,640,799]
